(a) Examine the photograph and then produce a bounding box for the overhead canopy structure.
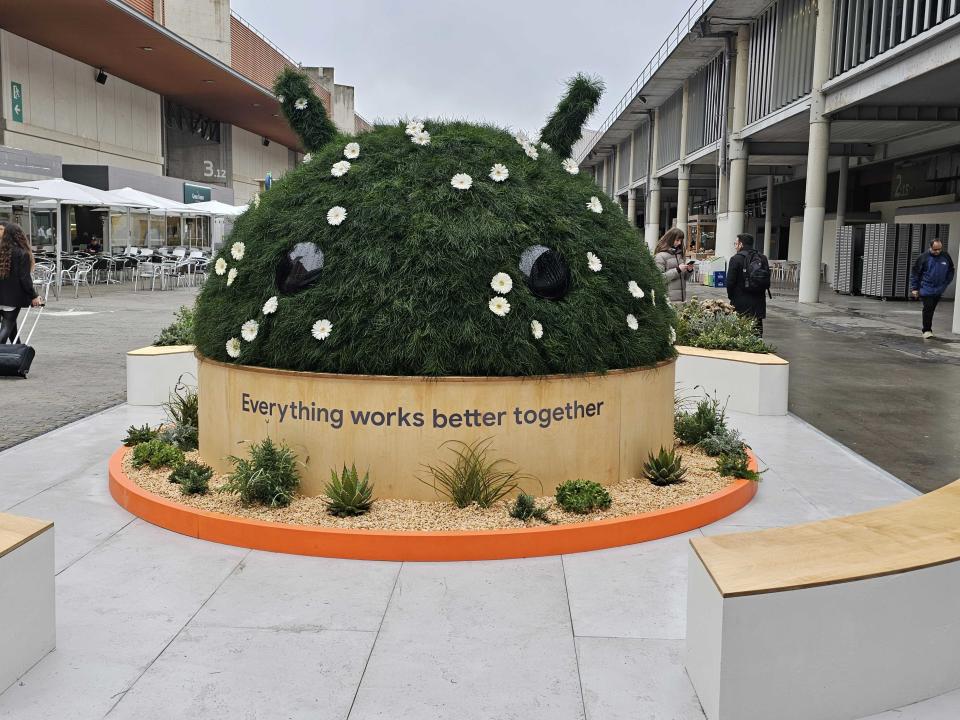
[186,200,248,217]
[110,187,207,215]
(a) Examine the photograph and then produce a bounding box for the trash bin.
[713,270,726,288]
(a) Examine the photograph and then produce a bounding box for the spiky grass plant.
[169,461,213,495]
[324,464,374,517]
[420,438,531,508]
[643,447,688,486]
[555,479,611,514]
[716,448,763,482]
[539,74,605,159]
[193,69,676,377]
[674,394,728,445]
[220,438,301,507]
[123,423,160,447]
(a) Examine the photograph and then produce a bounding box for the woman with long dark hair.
[653,227,695,302]
[0,222,43,343]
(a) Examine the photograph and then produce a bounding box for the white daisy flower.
[262,296,278,315]
[214,258,227,276]
[489,163,509,182]
[562,158,580,175]
[523,142,539,160]
[531,320,544,340]
[277,95,285,104]
[540,141,552,152]
[302,153,313,164]
[587,252,602,272]
[514,131,530,146]
[344,142,360,159]
[331,160,351,177]
[451,173,473,190]
[311,318,333,341]
[231,242,245,261]
[411,129,431,146]
[405,120,424,136]
[225,337,241,358]
[587,196,603,213]
[252,194,260,208]
[669,326,677,344]
[327,206,347,226]
[488,296,511,317]
[227,267,238,286]
[490,272,513,294]
[241,319,259,342]
[628,280,644,299]
[627,314,639,331]
[294,97,308,110]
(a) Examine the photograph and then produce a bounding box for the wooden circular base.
[108,447,758,561]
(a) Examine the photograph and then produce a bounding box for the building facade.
[0,0,369,206]
[581,0,960,331]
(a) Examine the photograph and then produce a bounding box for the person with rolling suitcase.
[0,221,44,377]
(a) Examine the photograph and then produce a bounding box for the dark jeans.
[0,308,20,344]
[922,294,941,332]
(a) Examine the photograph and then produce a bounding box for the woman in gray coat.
[653,227,694,302]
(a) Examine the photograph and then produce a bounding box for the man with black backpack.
[726,233,771,336]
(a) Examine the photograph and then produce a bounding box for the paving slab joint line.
[345,562,404,719]
[0,401,126,458]
[560,554,589,720]
[101,548,253,718]
[54,517,139,578]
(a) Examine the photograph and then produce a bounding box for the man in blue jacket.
[910,239,955,338]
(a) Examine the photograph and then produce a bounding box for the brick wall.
[120,0,154,17]
[229,16,330,112]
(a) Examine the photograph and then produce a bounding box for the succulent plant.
[643,446,688,486]
[324,464,374,517]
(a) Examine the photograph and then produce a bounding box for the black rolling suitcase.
[0,305,43,378]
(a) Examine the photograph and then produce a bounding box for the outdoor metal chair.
[59,261,94,299]
[133,262,164,291]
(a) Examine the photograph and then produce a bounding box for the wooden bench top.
[0,513,53,560]
[691,480,960,597]
[127,344,195,357]
[675,345,788,366]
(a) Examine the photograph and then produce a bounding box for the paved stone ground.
[0,284,198,451]
[693,283,960,492]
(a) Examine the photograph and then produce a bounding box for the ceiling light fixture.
[140,46,153,52]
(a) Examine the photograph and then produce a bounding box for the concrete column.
[835,156,849,230]
[763,175,774,257]
[724,25,751,261]
[798,0,836,304]
[627,188,637,228]
[677,165,691,232]
[644,179,662,251]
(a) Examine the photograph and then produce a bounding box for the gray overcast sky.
[230,0,683,135]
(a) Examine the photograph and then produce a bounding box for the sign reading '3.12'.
[11,82,23,123]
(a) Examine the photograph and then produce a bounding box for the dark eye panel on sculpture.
[276,242,325,294]
[519,245,571,300]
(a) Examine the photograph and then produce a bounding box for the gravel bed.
[124,442,736,532]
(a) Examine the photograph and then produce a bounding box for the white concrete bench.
[126,345,197,406]
[0,513,55,692]
[686,479,960,720]
[675,346,788,416]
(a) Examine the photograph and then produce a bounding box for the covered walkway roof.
[0,0,302,150]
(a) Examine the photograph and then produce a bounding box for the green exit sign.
[11,82,23,123]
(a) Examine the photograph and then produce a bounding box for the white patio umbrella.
[184,199,248,217]
[112,188,212,249]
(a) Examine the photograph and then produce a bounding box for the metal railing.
[576,0,711,163]
[830,0,960,78]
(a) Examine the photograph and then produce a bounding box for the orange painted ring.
[109,447,758,561]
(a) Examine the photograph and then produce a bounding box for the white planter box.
[0,513,55,692]
[675,346,788,416]
[126,345,198,406]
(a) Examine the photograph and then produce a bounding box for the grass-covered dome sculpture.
[194,69,676,376]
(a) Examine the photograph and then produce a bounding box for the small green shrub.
[155,305,195,346]
[159,424,199,452]
[220,437,301,507]
[161,379,199,450]
[169,461,213,495]
[509,493,551,523]
[555,479,611,514]
[123,423,160,447]
[643,447,688,486]
[131,439,184,470]
[716,447,762,481]
[420,438,532,509]
[324,464,374,517]
[675,394,728,445]
[697,427,745,457]
[676,298,775,353]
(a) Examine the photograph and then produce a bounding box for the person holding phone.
[654,227,694,302]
